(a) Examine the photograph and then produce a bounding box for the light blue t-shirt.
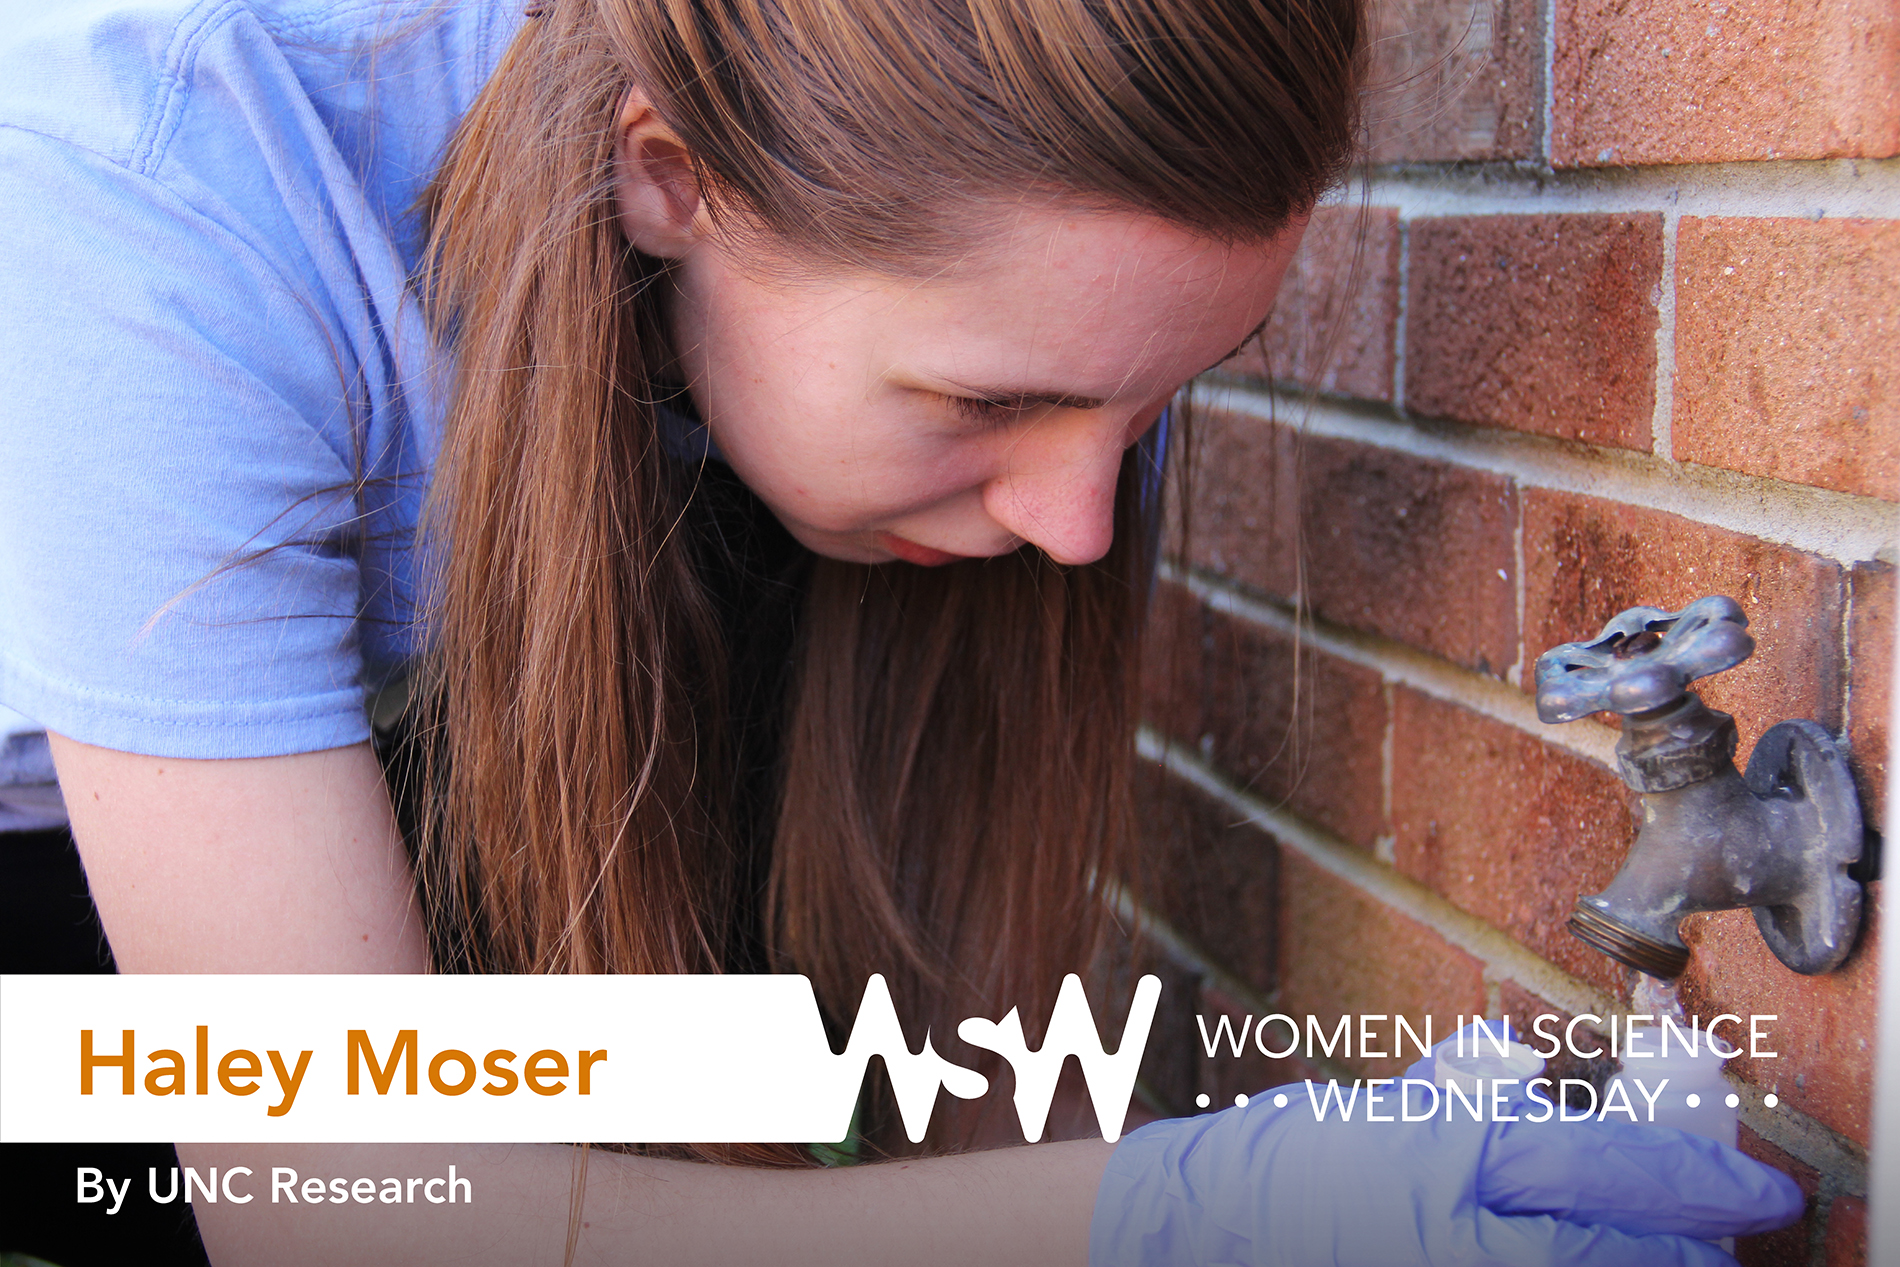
[0,0,523,760]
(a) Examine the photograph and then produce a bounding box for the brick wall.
[1135,2,1898,1262]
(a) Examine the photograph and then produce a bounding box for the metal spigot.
[1535,596,1865,979]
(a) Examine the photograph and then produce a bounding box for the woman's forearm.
[50,736,429,975]
[182,1138,1112,1266]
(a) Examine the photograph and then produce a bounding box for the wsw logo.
[847,973,1162,1142]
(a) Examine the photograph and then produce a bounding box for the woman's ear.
[613,89,706,258]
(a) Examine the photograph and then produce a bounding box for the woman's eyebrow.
[1206,313,1273,371]
[934,312,1273,408]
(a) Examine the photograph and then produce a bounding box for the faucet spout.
[1537,598,1865,980]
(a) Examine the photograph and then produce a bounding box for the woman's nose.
[980,417,1133,566]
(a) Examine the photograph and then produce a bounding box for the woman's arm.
[48,736,1109,1265]
[49,736,429,974]
[182,1139,1108,1266]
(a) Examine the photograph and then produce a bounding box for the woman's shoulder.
[0,0,520,196]
[0,0,525,414]
[0,1,517,760]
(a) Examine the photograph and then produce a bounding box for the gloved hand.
[1089,1082,1803,1266]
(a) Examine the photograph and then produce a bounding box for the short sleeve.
[0,127,379,758]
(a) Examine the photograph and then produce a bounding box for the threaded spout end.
[1568,900,1690,979]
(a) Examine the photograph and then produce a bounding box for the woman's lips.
[875,531,967,567]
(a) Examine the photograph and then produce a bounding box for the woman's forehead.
[863,206,1305,394]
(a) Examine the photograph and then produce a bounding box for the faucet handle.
[1534,595,1755,724]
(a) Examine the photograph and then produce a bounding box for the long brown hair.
[413,0,1363,1162]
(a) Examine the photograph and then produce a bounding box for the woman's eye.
[944,394,1024,427]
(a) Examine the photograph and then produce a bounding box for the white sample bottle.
[1607,1025,1738,1147]
[1609,1025,1742,1253]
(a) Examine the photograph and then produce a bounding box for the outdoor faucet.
[1534,596,1866,980]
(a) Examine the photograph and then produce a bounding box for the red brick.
[1674,218,1900,500]
[1522,489,1847,760]
[1142,583,1388,849]
[1279,850,1489,1078]
[1235,206,1400,403]
[1391,689,1634,993]
[1298,432,1520,676]
[1849,562,1892,832]
[1824,1194,1867,1267]
[1141,580,1213,743]
[1136,764,1282,1000]
[1735,1125,1821,1266]
[1365,0,1544,162]
[1179,408,1299,597]
[1552,0,1900,166]
[1182,419,1520,678]
[1405,215,1663,450]
[1677,886,1882,1147]
[1204,620,1388,850]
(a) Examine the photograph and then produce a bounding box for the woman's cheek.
[718,393,994,529]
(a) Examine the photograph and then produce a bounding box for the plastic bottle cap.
[1434,1040,1545,1091]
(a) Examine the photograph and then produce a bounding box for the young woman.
[1,0,1801,1262]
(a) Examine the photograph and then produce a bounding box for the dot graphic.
[1725,1094,1740,1109]
[1685,1093,1701,1108]
[1234,1093,1250,1108]
[1273,1093,1289,1109]
[1195,1093,1211,1109]
[1764,1094,1780,1108]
